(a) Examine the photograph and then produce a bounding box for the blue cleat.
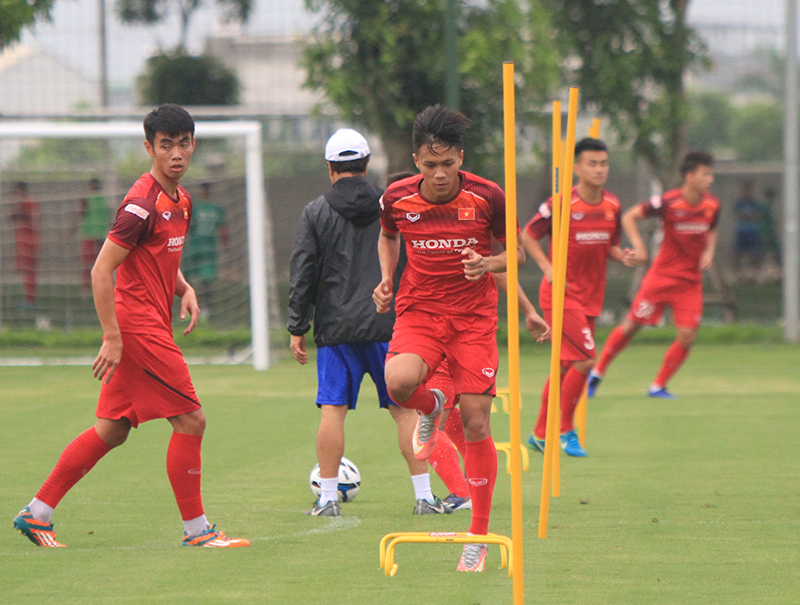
[560,430,587,457]
[648,386,678,400]
[527,433,545,454]
[587,370,603,398]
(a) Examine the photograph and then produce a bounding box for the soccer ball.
[309,457,361,502]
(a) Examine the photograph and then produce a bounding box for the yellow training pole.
[502,61,524,605]
[574,119,601,447]
[539,89,579,538]
[588,117,601,139]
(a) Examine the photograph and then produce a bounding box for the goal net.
[0,120,271,370]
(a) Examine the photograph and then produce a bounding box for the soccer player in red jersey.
[524,138,632,457]
[374,105,523,572]
[9,181,40,307]
[13,105,249,549]
[588,151,719,400]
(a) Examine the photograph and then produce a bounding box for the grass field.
[1,342,799,604]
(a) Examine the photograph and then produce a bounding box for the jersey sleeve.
[611,209,622,246]
[640,195,666,219]
[107,198,156,250]
[379,193,399,234]
[524,200,553,240]
[710,204,720,230]
[488,184,508,242]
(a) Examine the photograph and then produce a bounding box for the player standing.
[13,105,249,548]
[289,129,450,517]
[588,151,719,399]
[9,181,40,307]
[523,138,630,457]
[374,105,520,572]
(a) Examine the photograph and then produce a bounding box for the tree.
[547,0,710,186]
[687,91,733,154]
[139,51,240,105]
[0,0,54,50]
[302,0,560,177]
[117,0,253,50]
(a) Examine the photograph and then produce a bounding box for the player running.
[374,105,521,572]
[13,105,249,548]
[587,151,719,399]
[524,138,632,457]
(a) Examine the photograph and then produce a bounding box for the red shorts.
[96,331,201,428]
[389,310,498,397]
[543,308,596,362]
[628,274,703,330]
[427,359,457,410]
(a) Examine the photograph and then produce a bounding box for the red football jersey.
[107,173,192,334]
[380,171,507,318]
[526,187,622,316]
[640,189,720,283]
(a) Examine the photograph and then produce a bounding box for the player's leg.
[559,358,594,457]
[313,404,348,514]
[443,405,467,457]
[648,282,702,399]
[588,317,642,397]
[14,418,126,547]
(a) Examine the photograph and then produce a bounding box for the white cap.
[325,128,370,162]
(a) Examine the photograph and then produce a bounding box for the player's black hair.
[385,171,416,186]
[574,137,607,159]
[680,150,714,176]
[143,104,195,145]
[329,154,370,175]
[89,178,101,189]
[412,105,471,154]
[15,181,28,193]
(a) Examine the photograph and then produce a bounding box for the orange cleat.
[14,507,66,547]
[182,524,250,548]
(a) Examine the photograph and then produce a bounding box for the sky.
[16,0,790,89]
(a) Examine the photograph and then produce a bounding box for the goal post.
[0,120,271,370]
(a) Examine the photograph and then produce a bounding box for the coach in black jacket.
[287,128,446,518]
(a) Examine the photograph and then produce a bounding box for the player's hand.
[543,265,554,284]
[180,286,200,335]
[93,334,122,384]
[525,311,551,343]
[373,278,394,313]
[290,334,308,365]
[621,247,638,267]
[462,248,488,281]
[699,250,714,271]
[630,245,648,265]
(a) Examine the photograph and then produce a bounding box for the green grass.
[1,343,799,604]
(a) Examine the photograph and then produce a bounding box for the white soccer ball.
[309,457,361,502]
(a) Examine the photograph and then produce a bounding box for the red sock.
[166,432,204,521]
[444,407,466,457]
[36,427,111,508]
[428,432,469,497]
[595,326,632,375]
[653,341,691,387]
[394,383,437,415]
[464,436,497,535]
[560,367,589,434]
[534,368,569,439]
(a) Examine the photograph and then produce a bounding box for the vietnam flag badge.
[459,208,475,221]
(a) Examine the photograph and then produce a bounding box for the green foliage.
[117,0,252,48]
[687,91,733,153]
[10,138,106,171]
[302,0,560,179]
[139,51,240,106]
[730,101,783,162]
[547,0,710,185]
[0,0,54,49]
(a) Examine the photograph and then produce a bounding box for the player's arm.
[699,228,718,271]
[288,208,321,364]
[621,204,648,264]
[175,268,199,336]
[462,239,523,282]
[608,245,637,267]
[374,228,401,313]
[492,273,550,342]
[521,229,552,283]
[91,239,130,384]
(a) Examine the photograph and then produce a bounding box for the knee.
[385,369,421,404]
[462,411,491,442]
[96,424,130,449]
[171,410,206,436]
[676,330,696,348]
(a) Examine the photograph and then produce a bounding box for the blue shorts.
[316,342,394,409]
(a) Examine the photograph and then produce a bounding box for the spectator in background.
[9,182,40,308]
[732,181,769,281]
[79,178,110,297]
[183,182,228,320]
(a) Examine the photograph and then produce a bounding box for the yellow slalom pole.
[574,118,601,447]
[502,61,524,605]
[588,117,601,139]
[539,89,579,538]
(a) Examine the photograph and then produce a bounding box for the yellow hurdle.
[539,88,580,539]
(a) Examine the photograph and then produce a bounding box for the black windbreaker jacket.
[287,175,398,347]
